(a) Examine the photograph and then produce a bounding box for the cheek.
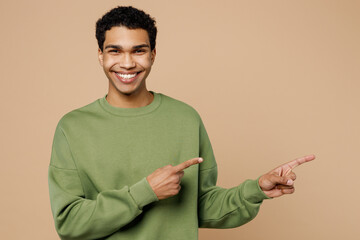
[102,56,117,70]
[138,57,153,69]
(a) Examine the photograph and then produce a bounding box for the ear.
[98,48,104,66]
[151,48,156,64]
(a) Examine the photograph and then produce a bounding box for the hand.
[258,154,315,198]
[147,157,203,200]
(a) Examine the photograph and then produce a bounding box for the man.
[48,6,315,240]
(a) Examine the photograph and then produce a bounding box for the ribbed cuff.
[242,177,272,203]
[129,177,159,209]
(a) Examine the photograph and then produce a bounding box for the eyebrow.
[104,44,150,50]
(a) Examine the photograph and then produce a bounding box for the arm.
[197,117,271,228]
[48,124,158,240]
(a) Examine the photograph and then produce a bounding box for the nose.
[119,53,136,69]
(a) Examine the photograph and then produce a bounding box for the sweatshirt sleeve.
[48,123,159,240]
[197,117,271,228]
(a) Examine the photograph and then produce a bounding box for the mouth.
[114,71,141,84]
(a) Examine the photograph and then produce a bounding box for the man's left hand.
[258,154,316,198]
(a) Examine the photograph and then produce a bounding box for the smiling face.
[98,26,156,97]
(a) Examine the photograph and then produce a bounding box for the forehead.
[104,26,150,48]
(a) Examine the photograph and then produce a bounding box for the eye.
[108,49,120,53]
[134,49,146,54]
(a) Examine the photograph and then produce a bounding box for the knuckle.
[165,165,174,172]
[171,176,179,183]
[160,165,170,170]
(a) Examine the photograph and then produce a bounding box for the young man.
[48,6,315,240]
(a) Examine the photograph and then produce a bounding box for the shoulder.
[158,92,202,122]
[56,98,100,131]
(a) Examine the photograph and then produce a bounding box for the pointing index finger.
[173,158,203,172]
[284,154,315,174]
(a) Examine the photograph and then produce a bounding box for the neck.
[106,90,154,108]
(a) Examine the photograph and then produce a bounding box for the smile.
[115,72,140,83]
[117,72,137,79]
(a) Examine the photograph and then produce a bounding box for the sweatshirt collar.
[99,90,161,117]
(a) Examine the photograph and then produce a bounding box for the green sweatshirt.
[48,90,270,240]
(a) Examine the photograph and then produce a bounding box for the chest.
[68,116,199,194]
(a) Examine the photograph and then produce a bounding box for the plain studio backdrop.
[0,0,359,239]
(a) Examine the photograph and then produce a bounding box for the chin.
[117,86,143,96]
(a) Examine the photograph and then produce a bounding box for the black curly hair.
[96,6,157,52]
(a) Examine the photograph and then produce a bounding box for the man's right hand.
[146,157,203,200]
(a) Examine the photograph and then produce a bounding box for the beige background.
[1,0,359,239]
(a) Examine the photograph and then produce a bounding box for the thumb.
[269,174,293,186]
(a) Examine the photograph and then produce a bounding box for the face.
[98,26,156,97]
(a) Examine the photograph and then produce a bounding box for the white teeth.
[116,72,137,79]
